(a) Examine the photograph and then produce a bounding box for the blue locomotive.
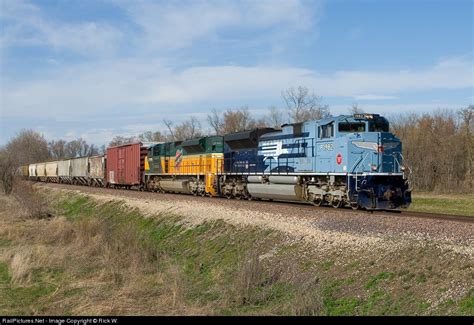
[220,113,412,210]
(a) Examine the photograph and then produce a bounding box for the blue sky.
[1,0,473,145]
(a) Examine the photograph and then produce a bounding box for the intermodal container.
[106,143,147,186]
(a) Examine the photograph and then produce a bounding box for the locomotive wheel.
[332,199,342,208]
[351,202,359,210]
[313,198,323,206]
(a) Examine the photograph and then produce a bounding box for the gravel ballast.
[40,183,474,257]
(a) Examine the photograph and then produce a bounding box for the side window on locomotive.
[338,122,366,133]
[369,120,389,132]
[320,122,334,139]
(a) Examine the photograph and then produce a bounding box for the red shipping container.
[106,143,148,187]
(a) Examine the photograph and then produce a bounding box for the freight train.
[22,114,412,210]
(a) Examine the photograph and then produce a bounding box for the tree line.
[0,86,472,193]
[390,107,473,192]
[110,86,330,145]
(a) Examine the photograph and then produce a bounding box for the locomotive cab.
[330,114,411,210]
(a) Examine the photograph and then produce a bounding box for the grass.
[0,262,56,315]
[408,192,474,216]
[0,187,473,315]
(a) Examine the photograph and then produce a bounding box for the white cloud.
[1,0,123,56]
[353,94,397,100]
[2,0,321,61]
[2,56,472,122]
[112,0,319,51]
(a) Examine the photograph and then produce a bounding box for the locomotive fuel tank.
[247,175,264,183]
[159,179,191,194]
[268,176,299,184]
[247,183,304,201]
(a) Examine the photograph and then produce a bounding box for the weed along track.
[4,183,473,315]
[40,183,474,255]
[1,183,472,316]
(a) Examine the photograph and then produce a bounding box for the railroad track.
[227,196,474,224]
[383,210,474,224]
[40,182,474,224]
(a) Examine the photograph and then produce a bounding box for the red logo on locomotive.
[336,153,342,165]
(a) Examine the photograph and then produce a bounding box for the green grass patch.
[365,272,395,290]
[0,238,12,247]
[458,290,474,315]
[408,192,474,216]
[0,262,56,315]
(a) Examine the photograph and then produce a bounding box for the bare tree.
[173,116,203,141]
[108,136,137,147]
[390,109,473,193]
[5,129,50,164]
[138,131,167,142]
[0,148,16,194]
[65,138,94,157]
[267,106,285,128]
[163,119,175,141]
[207,109,223,135]
[458,105,474,189]
[0,129,50,194]
[348,103,364,114]
[282,86,330,123]
[221,107,255,134]
[48,140,67,159]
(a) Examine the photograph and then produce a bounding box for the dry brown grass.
[0,189,472,316]
[12,180,51,219]
[232,250,323,315]
[0,191,211,315]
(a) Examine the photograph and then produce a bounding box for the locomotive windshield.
[369,119,389,132]
[338,122,366,133]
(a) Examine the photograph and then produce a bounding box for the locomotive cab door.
[316,122,335,172]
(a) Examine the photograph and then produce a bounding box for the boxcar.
[106,143,147,188]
